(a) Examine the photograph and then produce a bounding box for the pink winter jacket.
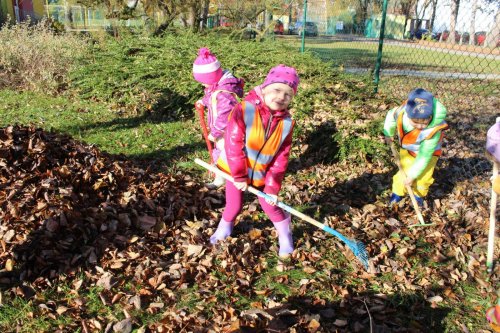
[225,85,294,195]
[202,70,244,139]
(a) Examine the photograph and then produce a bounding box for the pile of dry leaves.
[0,124,498,332]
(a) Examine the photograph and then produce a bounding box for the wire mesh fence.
[2,0,498,102]
[271,0,499,101]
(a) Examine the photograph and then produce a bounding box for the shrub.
[0,19,88,94]
[70,32,344,120]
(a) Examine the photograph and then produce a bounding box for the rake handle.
[195,158,348,240]
[389,142,426,225]
[487,161,498,272]
[195,158,369,270]
[195,102,213,164]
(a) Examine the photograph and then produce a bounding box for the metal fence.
[271,0,499,100]
[4,0,498,100]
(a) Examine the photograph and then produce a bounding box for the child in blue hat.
[383,88,449,207]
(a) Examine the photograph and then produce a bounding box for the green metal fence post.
[373,0,388,93]
[300,0,308,53]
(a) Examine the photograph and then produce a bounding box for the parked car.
[475,31,486,46]
[290,21,318,36]
[410,28,434,40]
[435,30,447,41]
[435,30,466,43]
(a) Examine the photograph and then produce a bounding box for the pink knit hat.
[262,64,299,94]
[486,117,500,162]
[193,47,223,85]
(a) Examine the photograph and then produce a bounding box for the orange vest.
[395,106,448,157]
[217,102,294,187]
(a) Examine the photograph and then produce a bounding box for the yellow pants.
[392,149,439,198]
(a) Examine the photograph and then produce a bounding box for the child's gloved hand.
[195,100,204,110]
[265,194,278,206]
[493,175,500,195]
[208,133,215,142]
[233,181,248,192]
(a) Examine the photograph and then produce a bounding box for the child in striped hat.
[193,47,244,189]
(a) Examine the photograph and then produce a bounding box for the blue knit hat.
[405,88,434,119]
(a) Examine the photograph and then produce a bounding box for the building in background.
[0,0,45,23]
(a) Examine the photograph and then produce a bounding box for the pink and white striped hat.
[192,47,223,85]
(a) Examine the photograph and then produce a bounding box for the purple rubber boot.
[273,215,294,257]
[210,218,233,244]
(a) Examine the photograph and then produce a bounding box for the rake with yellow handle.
[487,160,498,273]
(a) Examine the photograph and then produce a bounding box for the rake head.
[350,241,369,270]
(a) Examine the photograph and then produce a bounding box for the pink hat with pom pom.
[262,64,299,94]
[193,47,223,85]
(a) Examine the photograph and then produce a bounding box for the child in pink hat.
[210,64,299,268]
[193,47,244,189]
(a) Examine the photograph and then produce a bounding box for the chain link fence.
[271,0,499,103]
[4,0,498,106]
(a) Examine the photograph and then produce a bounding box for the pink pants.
[222,180,287,222]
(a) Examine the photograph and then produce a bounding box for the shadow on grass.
[126,141,209,171]
[289,120,340,171]
[431,156,491,200]
[62,87,194,134]
[315,169,392,215]
[306,155,490,217]
[237,292,452,332]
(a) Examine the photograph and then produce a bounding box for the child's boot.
[273,215,294,257]
[414,195,424,208]
[210,218,233,244]
[389,193,403,207]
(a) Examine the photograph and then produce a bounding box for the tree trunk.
[429,0,437,31]
[200,0,209,30]
[448,0,460,44]
[188,3,199,32]
[468,0,477,45]
[485,8,500,48]
[403,15,408,38]
[358,0,368,34]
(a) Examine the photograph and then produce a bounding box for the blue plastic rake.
[195,158,370,270]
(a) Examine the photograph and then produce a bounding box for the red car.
[475,31,486,46]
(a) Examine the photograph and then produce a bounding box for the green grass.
[0,297,67,332]
[443,280,495,331]
[0,89,208,170]
[285,40,500,74]
[0,30,496,332]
